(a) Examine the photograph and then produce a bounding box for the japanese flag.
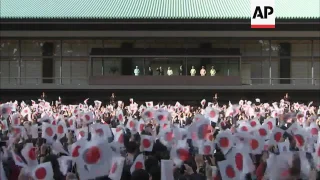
[90,123,112,141]
[109,157,125,180]
[94,100,102,109]
[56,120,67,139]
[268,127,285,145]
[198,140,214,155]
[292,128,307,149]
[227,148,253,178]
[116,110,125,123]
[126,118,138,133]
[77,139,112,179]
[263,118,276,131]
[68,116,76,130]
[140,135,154,152]
[58,156,73,175]
[218,159,238,180]
[31,162,54,180]
[215,131,234,155]
[10,113,20,126]
[158,129,175,147]
[137,120,145,134]
[141,108,154,121]
[146,101,153,108]
[84,98,89,105]
[82,111,94,124]
[170,140,189,167]
[154,109,170,124]
[41,123,55,142]
[200,99,206,107]
[130,154,145,174]
[113,130,125,145]
[76,127,88,140]
[21,143,38,167]
[11,150,27,168]
[70,139,86,160]
[0,104,12,119]
[204,107,219,123]
[21,107,31,117]
[249,118,260,128]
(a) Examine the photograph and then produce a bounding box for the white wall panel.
[21,60,42,84]
[291,44,312,56]
[71,60,87,84]
[0,60,10,84]
[55,59,70,84]
[291,59,311,84]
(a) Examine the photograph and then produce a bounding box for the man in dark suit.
[40,92,47,101]
[156,67,164,76]
[147,67,153,75]
[110,93,116,106]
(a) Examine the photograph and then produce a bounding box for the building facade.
[0,0,319,103]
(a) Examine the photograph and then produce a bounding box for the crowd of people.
[133,65,216,76]
[0,93,320,180]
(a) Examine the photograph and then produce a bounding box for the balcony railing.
[0,77,319,86]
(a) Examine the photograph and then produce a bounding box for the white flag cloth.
[21,143,38,167]
[161,160,174,180]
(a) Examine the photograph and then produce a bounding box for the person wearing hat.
[210,66,216,76]
[133,66,140,76]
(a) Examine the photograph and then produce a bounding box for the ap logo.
[251,0,275,28]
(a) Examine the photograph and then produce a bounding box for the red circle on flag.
[118,114,123,121]
[139,124,145,132]
[274,132,282,142]
[45,127,53,137]
[24,109,28,114]
[157,115,164,121]
[250,121,257,127]
[241,126,248,132]
[177,149,189,161]
[69,119,73,126]
[79,131,85,137]
[28,147,37,160]
[267,121,273,130]
[311,128,318,135]
[135,161,143,170]
[57,125,64,134]
[225,165,235,178]
[250,139,259,150]
[51,120,56,125]
[129,121,135,128]
[203,145,211,154]
[209,111,215,118]
[317,147,320,157]
[294,134,304,147]
[14,118,19,125]
[85,115,90,121]
[166,132,174,142]
[219,137,229,148]
[111,163,117,173]
[118,134,124,143]
[84,146,101,164]
[145,111,152,118]
[258,128,267,136]
[235,153,243,171]
[142,139,151,148]
[72,145,81,157]
[95,129,104,136]
[35,167,47,179]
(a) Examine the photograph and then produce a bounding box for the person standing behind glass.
[167,67,173,76]
[179,65,183,75]
[156,66,164,75]
[210,66,216,76]
[147,67,153,75]
[200,66,206,76]
[134,66,140,76]
[190,66,196,76]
